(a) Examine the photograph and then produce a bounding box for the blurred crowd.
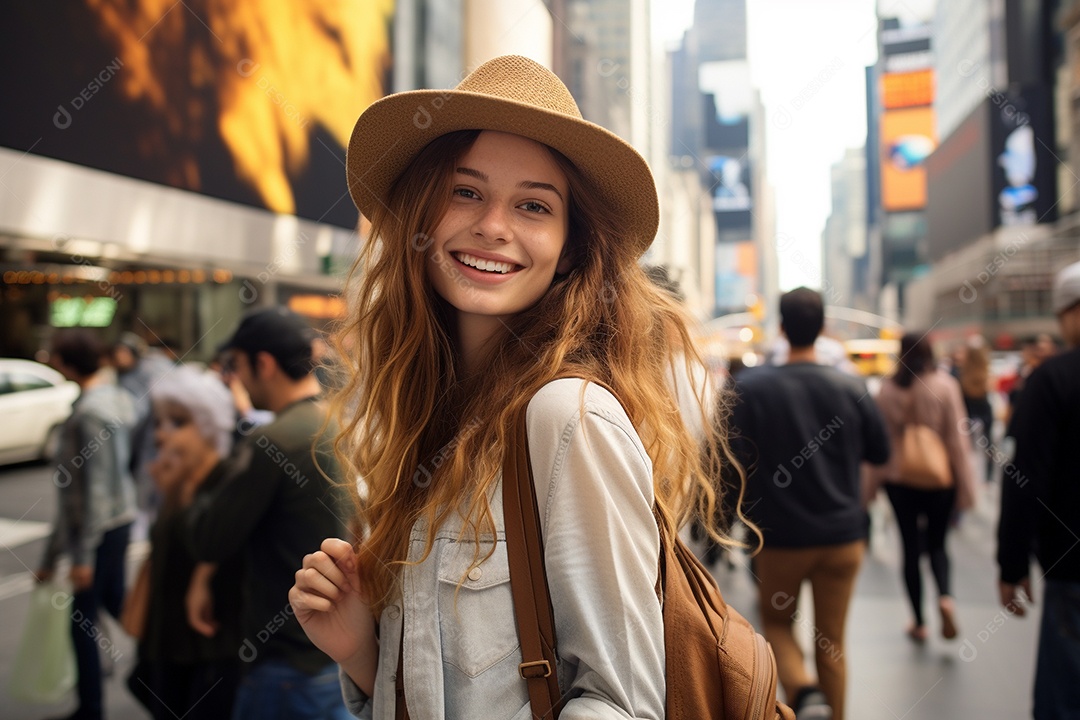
[34,306,354,720]
[700,259,1080,720]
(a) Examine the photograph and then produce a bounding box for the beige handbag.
[898,391,953,490]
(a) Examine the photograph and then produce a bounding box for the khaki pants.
[756,541,864,720]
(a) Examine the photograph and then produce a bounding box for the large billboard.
[0,1,394,230]
[708,155,752,233]
[991,85,1057,228]
[880,106,936,212]
[925,85,1057,262]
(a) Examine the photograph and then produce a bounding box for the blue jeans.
[1034,579,1080,719]
[70,523,131,720]
[232,660,350,720]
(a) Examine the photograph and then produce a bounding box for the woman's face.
[151,399,214,489]
[427,131,571,342]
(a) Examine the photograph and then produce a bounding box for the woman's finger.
[289,584,334,614]
[301,550,351,594]
[295,565,346,602]
[320,537,356,567]
[319,538,361,592]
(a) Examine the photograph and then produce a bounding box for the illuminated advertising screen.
[708,155,752,233]
[926,85,1057,261]
[50,297,118,328]
[991,85,1057,228]
[881,69,934,109]
[880,106,936,212]
[0,1,394,230]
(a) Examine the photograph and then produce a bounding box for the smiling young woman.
[289,55,746,720]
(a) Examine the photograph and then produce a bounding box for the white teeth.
[454,252,514,274]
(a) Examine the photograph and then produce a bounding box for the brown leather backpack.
[503,406,795,720]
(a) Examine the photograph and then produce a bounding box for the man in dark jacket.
[186,307,351,720]
[729,288,889,720]
[998,260,1080,719]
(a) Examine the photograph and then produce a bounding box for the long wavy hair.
[330,130,749,614]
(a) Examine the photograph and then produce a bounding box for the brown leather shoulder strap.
[504,408,563,719]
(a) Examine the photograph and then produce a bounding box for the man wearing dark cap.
[185,307,351,720]
[998,260,1080,719]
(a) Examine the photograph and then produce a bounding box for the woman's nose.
[472,202,511,242]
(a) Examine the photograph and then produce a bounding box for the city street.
[0,458,1038,719]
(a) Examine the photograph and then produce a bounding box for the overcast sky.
[656,0,935,292]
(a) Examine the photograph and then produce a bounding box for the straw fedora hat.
[346,55,659,256]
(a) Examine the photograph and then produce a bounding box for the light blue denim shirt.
[343,379,666,719]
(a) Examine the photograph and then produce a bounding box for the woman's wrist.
[339,638,379,697]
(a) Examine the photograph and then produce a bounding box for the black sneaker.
[792,686,833,720]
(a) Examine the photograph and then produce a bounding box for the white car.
[0,359,80,466]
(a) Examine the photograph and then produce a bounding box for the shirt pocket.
[436,539,520,678]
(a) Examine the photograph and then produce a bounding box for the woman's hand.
[186,563,219,637]
[290,538,379,695]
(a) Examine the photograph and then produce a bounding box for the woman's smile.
[427,130,571,346]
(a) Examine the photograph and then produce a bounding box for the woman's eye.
[453,188,478,200]
[521,201,549,214]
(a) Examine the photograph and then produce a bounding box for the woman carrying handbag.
[868,333,977,643]
[288,56,753,718]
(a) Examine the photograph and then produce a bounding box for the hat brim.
[346,90,659,256]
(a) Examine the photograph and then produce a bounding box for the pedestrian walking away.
[288,55,758,719]
[728,287,890,720]
[868,332,977,645]
[957,335,994,483]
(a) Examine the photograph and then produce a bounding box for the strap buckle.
[519,660,552,679]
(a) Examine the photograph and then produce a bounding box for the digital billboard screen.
[880,106,936,212]
[0,1,394,230]
[990,85,1057,228]
[881,69,934,109]
[708,155,752,233]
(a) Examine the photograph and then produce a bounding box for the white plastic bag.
[7,581,77,704]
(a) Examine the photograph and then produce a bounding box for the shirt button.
[468,567,483,581]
